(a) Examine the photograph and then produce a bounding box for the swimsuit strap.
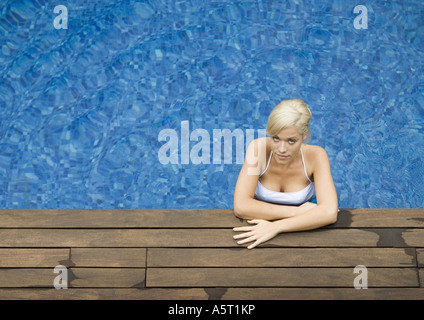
[259,151,272,177]
[260,147,312,184]
[300,146,313,184]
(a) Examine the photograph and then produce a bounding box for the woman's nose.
[278,142,287,153]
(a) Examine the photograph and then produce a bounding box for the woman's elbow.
[316,202,338,226]
[233,204,246,219]
[233,200,250,219]
[326,207,339,225]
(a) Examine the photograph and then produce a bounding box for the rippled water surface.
[0,0,423,208]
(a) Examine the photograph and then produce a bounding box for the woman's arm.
[233,146,338,249]
[233,139,310,220]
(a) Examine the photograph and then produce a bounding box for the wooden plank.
[0,249,70,267]
[417,249,424,268]
[0,287,423,300]
[70,248,146,267]
[146,267,419,288]
[0,228,382,248]
[0,269,58,288]
[70,268,145,288]
[221,288,424,300]
[0,268,145,288]
[1,209,423,228]
[334,209,424,228]
[0,288,211,300]
[402,229,424,247]
[0,229,235,247]
[0,209,240,228]
[147,248,416,267]
[0,229,230,247]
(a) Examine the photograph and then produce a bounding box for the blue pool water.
[0,0,423,209]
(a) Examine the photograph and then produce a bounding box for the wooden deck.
[0,208,423,300]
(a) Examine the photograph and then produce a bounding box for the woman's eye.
[273,137,279,142]
[289,139,296,144]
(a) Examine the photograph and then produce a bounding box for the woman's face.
[270,126,306,164]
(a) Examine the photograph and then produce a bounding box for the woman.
[233,99,338,249]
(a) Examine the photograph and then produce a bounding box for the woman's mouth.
[276,154,289,160]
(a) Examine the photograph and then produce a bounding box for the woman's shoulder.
[303,143,326,154]
[245,137,269,174]
[303,144,330,168]
[247,137,269,151]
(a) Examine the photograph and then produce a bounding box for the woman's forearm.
[233,204,338,249]
[273,203,338,233]
[233,203,338,249]
[234,197,298,220]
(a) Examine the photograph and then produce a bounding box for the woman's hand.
[233,219,280,249]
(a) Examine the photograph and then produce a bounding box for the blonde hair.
[266,99,312,140]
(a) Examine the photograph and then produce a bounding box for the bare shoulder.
[302,144,330,169]
[245,137,268,174]
[253,136,268,147]
[246,137,268,154]
[303,144,328,156]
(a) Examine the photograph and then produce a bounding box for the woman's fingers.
[247,240,261,250]
[233,231,253,239]
[233,226,253,232]
[233,220,266,245]
[233,219,279,249]
[233,219,264,232]
[233,219,272,248]
[236,236,256,245]
[247,219,264,224]
[233,220,263,231]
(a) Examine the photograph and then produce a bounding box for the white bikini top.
[255,146,315,205]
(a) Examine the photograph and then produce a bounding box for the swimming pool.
[0,0,423,209]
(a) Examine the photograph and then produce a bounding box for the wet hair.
[266,99,312,141]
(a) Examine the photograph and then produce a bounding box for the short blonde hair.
[266,99,312,139]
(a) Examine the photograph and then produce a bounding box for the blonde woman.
[233,99,338,249]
